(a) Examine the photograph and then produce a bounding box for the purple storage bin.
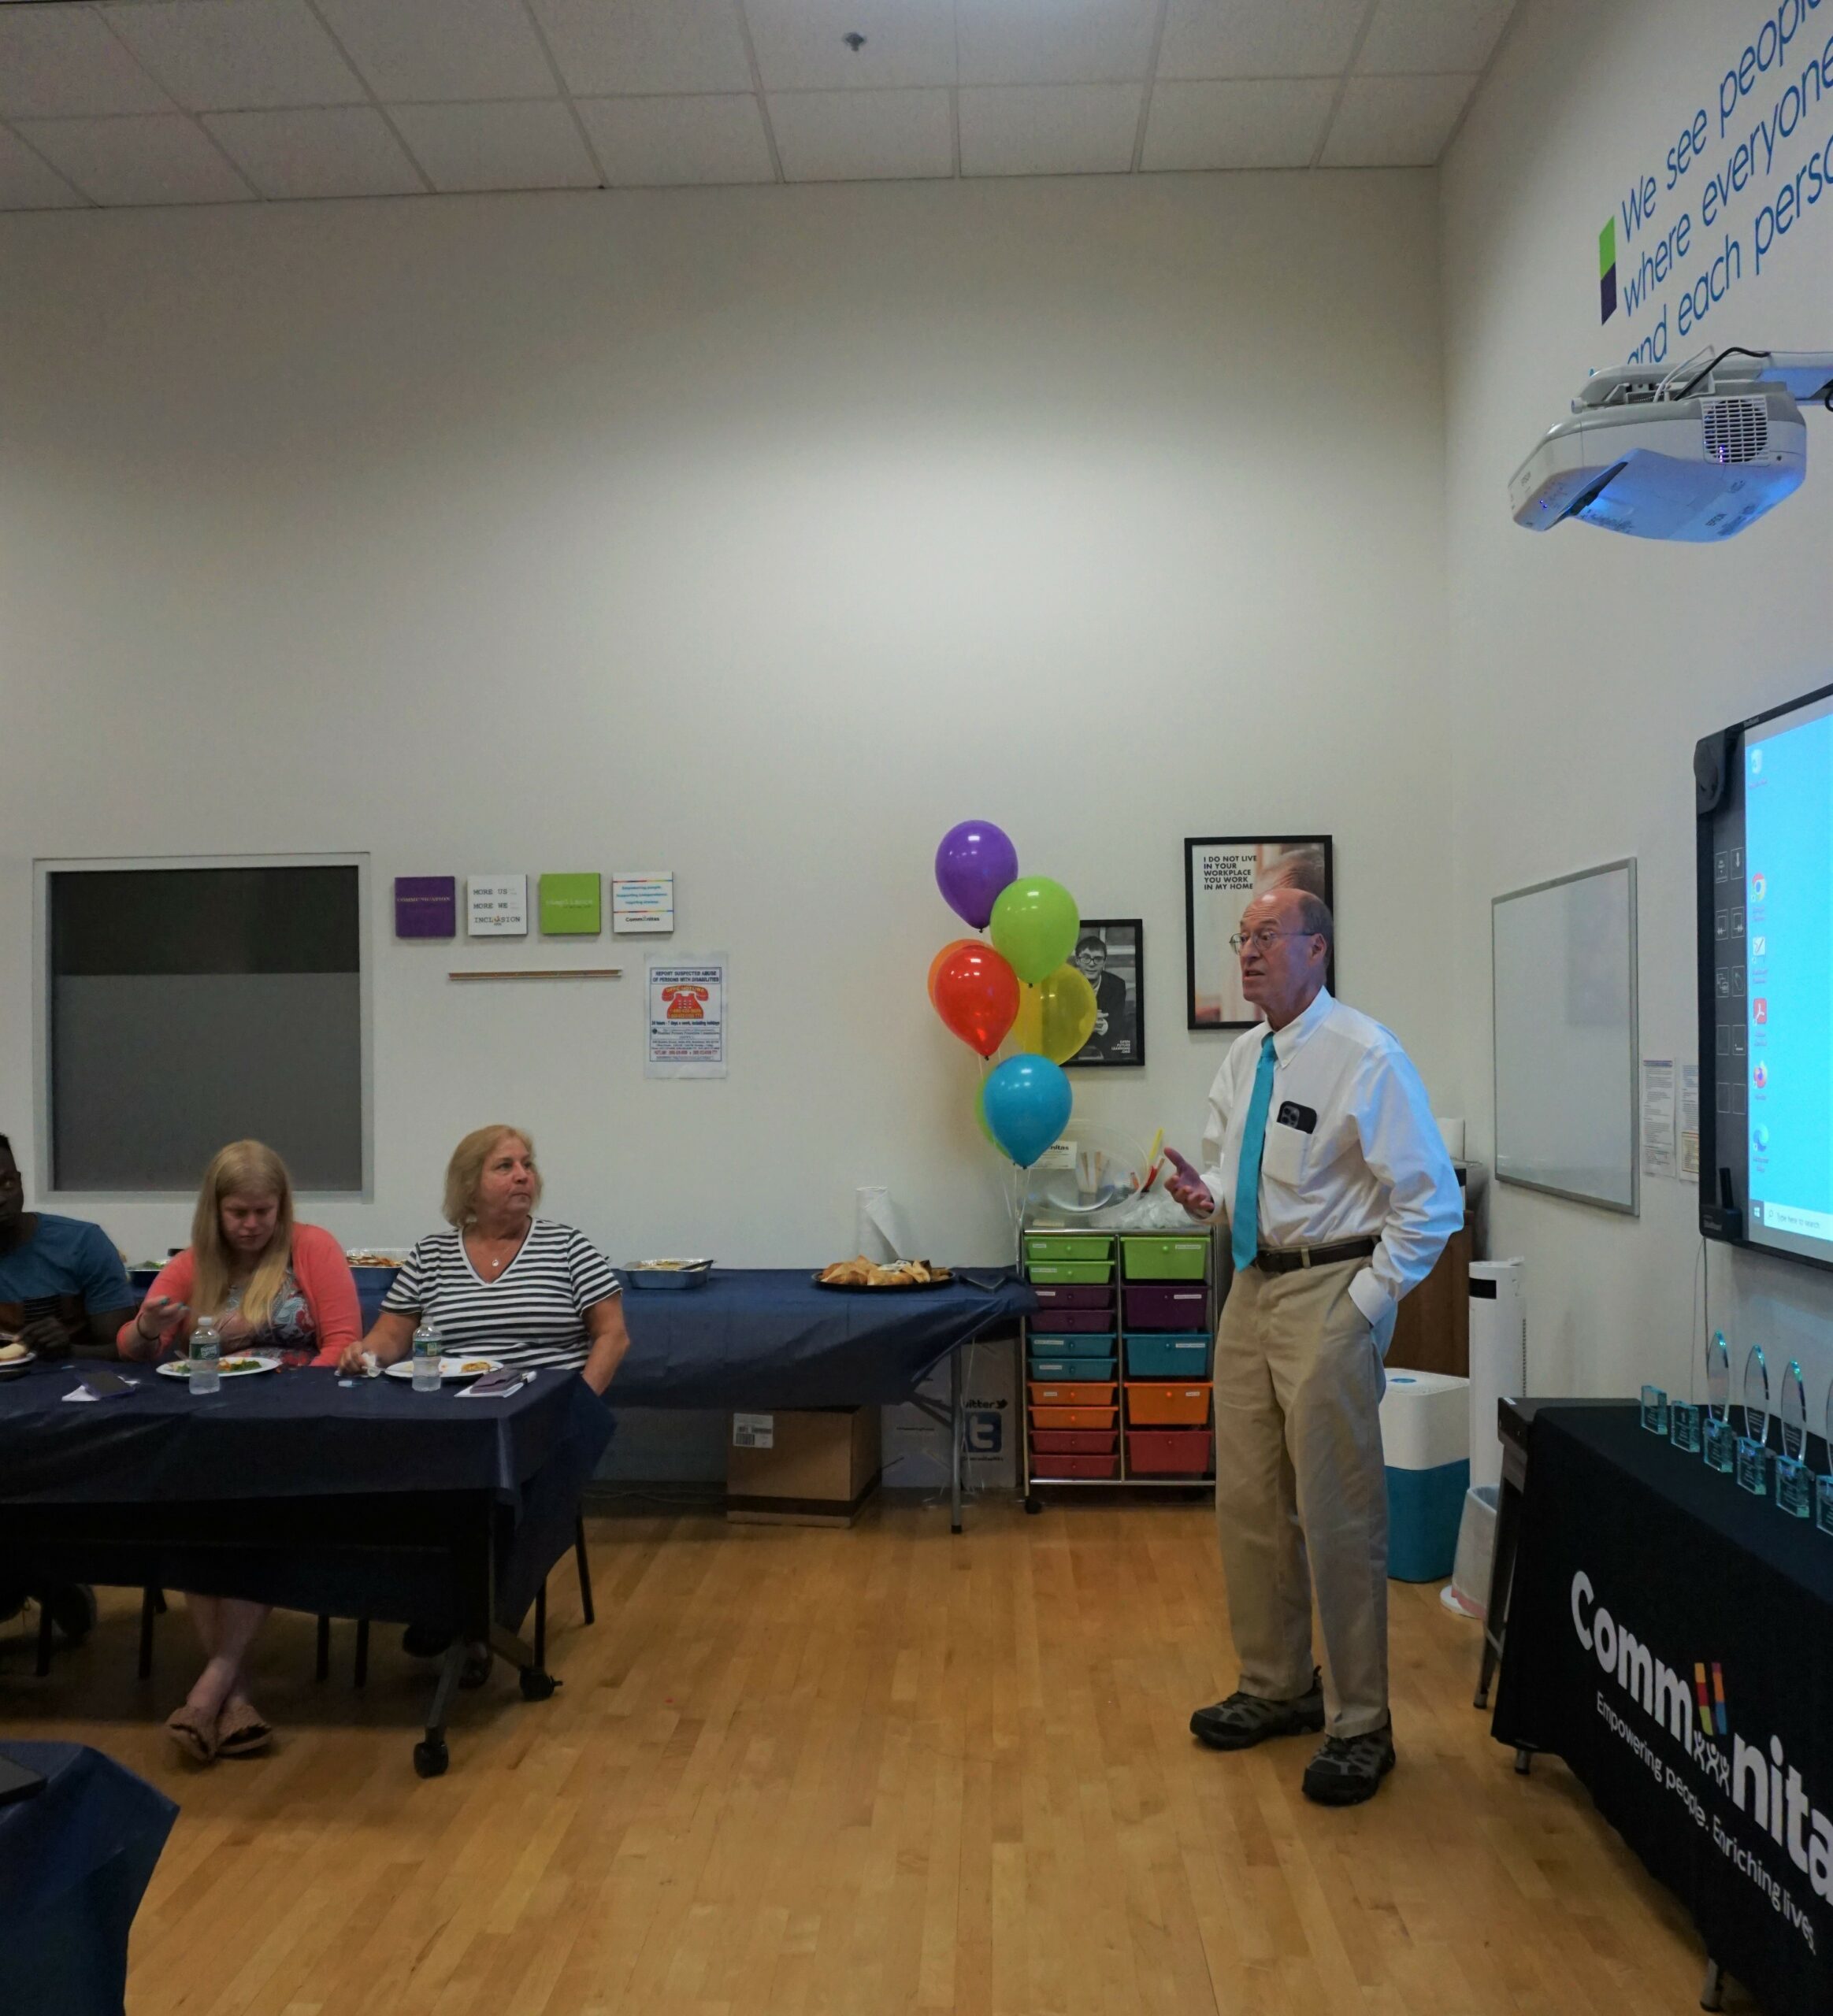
[1034,1307,1116,1334]
[1122,1284,1210,1331]
[1030,1283,1115,1312]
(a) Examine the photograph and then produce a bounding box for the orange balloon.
[931,942,1020,1058]
[929,938,978,1006]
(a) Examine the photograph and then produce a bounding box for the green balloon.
[989,877,1079,984]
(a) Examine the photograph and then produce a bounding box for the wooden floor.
[4,1497,1753,2016]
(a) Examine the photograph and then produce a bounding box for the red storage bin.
[1030,1405,1119,1431]
[1124,1382,1211,1426]
[1127,1429,1214,1475]
[1034,1453,1120,1480]
[1028,1380,1118,1409]
[1123,1284,1209,1330]
[1030,1429,1119,1455]
[1030,1283,1115,1312]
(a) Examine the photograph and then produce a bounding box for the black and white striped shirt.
[380,1218,620,1373]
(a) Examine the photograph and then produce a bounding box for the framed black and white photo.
[1184,836,1334,1029]
[1065,919,1143,1067]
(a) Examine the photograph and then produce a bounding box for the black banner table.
[1492,1403,1833,2015]
[0,1362,612,1775]
[0,1740,176,2016]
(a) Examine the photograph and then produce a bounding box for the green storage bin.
[1026,1259,1115,1284]
[1025,1234,1115,1263]
[1121,1235,1211,1281]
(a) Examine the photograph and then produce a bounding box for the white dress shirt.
[1197,988,1463,1340]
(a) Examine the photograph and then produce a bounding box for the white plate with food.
[155,1354,282,1379]
[813,1258,953,1292]
[384,1355,503,1382]
[0,1340,36,1377]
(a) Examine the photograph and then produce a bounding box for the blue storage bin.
[1123,1333,1213,1379]
[1028,1332,1116,1358]
[1030,1354,1117,1380]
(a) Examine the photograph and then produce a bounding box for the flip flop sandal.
[216,1703,274,1758]
[165,1704,219,1764]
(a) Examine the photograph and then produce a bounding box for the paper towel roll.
[1436,1116,1467,1160]
[855,1187,906,1263]
[1468,1258,1525,1494]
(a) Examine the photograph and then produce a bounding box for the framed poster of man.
[1065,920,1143,1066]
[1184,836,1334,1028]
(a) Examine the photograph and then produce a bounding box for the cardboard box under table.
[727,1406,882,1526]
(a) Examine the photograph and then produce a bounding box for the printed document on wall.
[647,956,727,1079]
[1641,1058,1675,1178]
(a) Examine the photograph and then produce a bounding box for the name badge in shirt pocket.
[1260,1119,1309,1186]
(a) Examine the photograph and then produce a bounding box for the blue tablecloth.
[0,1740,176,2016]
[610,1268,1035,1410]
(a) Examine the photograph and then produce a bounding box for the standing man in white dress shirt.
[1163,886,1461,1805]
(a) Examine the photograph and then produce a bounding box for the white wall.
[1442,0,1833,1400]
[0,171,1453,1268]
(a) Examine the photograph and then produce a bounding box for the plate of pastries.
[814,1256,953,1292]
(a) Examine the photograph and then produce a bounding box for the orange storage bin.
[1030,1405,1120,1432]
[1027,1380,1119,1410]
[1124,1382,1211,1427]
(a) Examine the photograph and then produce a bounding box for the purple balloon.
[935,821,1019,930]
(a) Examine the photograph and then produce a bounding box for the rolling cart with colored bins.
[1022,1228,1219,1507]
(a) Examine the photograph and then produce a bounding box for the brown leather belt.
[1252,1237,1378,1274]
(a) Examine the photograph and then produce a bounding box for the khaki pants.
[1211,1257,1389,1739]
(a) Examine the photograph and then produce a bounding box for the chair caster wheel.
[413,1738,448,1778]
[1024,1495,1042,1515]
[520,1668,559,1702]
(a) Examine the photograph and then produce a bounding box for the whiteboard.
[1492,859,1638,1214]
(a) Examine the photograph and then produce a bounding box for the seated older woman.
[341,1125,628,1394]
[120,1139,362,1764]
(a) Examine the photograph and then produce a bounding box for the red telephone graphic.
[661,984,711,1021]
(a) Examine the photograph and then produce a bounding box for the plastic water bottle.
[189,1314,222,1396]
[412,1318,443,1393]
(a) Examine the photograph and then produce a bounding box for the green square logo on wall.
[1598,217,1617,323]
[538,873,603,936]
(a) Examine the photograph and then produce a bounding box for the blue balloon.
[981,1054,1072,1169]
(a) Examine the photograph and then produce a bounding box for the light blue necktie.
[1231,1033,1278,1274]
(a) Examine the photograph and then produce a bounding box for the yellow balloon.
[1019,965,1098,1065]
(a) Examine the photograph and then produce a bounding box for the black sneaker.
[1301,1721,1396,1806]
[1189,1669,1325,1751]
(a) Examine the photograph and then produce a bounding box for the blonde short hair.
[443,1126,541,1228]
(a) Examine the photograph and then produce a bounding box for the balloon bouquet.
[929,821,1098,1251]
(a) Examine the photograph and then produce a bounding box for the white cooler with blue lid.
[1378,1369,1470,1582]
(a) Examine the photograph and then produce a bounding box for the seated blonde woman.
[340,1125,629,1394]
[120,1140,362,1763]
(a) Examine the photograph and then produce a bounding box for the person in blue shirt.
[0,1134,136,1360]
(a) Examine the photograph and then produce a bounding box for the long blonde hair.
[443,1125,541,1228]
[190,1140,295,1329]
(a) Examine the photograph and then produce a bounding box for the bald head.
[1235,887,1332,1030]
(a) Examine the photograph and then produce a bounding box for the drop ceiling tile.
[577,93,774,185]
[390,99,598,190]
[745,0,954,91]
[767,87,952,180]
[14,112,254,204]
[1320,71,1473,164]
[1157,0,1367,80]
[1357,0,1513,75]
[312,0,555,102]
[0,124,87,208]
[204,104,421,196]
[0,6,174,119]
[1143,77,1334,169]
[103,1,363,111]
[959,83,1141,175]
[528,0,753,96]
[955,0,1159,86]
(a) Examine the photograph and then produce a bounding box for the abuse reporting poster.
[646,957,727,1078]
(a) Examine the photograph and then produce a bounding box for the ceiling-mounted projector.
[1510,348,1833,542]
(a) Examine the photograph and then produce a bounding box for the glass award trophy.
[1641,1384,1669,1435]
[1738,1343,1770,1495]
[1819,1380,1833,1537]
[1776,1359,1811,1517]
[1671,1388,1702,1454]
[1704,1330,1735,1473]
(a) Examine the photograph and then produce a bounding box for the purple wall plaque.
[395,875,456,939]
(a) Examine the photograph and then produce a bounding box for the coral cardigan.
[119,1222,362,1367]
